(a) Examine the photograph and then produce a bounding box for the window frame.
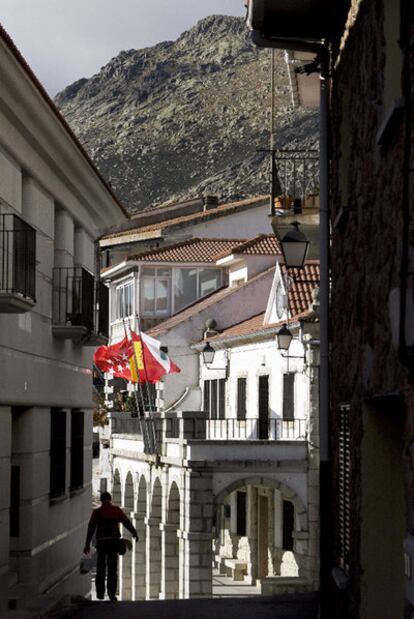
[141,267,171,317]
[50,409,67,499]
[114,278,135,322]
[237,377,247,420]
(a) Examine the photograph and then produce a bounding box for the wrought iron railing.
[96,281,109,337]
[274,149,319,207]
[111,413,307,442]
[0,214,36,299]
[53,267,94,330]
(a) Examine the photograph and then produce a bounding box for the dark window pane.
[203,381,210,414]
[283,500,295,550]
[218,379,226,420]
[10,465,20,537]
[237,378,247,420]
[258,375,269,439]
[211,380,218,419]
[236,491,247,536]
[283,373,295,420]
[70,410,84,491]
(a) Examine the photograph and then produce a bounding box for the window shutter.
[70,410,84,491]
[203,380,210,414]
[218,379,226,420]
[211,380,218,420]
[283,373,295,420]
[50,409,67,498]
[339,404,351,572]
[237,378,247,420]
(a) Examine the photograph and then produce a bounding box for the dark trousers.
[95,539,119,599]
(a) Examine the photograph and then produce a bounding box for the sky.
[0,0,245,97]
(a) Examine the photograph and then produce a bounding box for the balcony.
[274,149,319,211]
[0,214,36,312]
[53,267,95,341]
[109,411,308,466]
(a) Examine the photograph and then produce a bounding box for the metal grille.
[0,213,36,299]
[338,404,351,572]
[274,149,319,203]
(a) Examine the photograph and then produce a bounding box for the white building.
[0,25,127,613]
[101,247,320,599]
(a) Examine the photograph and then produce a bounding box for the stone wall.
[329,0,414,616]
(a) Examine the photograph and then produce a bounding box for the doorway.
[258,376,269,439]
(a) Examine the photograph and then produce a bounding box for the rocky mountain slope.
[55,15,318,213]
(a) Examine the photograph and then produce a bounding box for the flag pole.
[122,318,151,453]
[134,313,158,454]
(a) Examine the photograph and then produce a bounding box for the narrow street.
[52,593,318,619]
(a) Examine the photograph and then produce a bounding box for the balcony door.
[258,375,269,439]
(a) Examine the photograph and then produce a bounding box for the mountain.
[55,15,318,213]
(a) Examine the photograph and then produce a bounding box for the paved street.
[51,593,318,619]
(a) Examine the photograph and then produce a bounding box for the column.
[132,511,146,599]
[180,471,213,598]
[145,517,161,599]
[160,523,179,599]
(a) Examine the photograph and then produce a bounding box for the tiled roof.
[147,266,276,337]
[215,234,282,260]
[128,238,246,264]
[0,25,128,218]
[101,195,268,241]
[281,261,319,317]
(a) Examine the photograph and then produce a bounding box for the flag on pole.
[93,330,180,383]
[129,331,180,383]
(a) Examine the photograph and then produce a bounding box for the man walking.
[84,491,138,602]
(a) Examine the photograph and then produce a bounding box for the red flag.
[94,335,138,381]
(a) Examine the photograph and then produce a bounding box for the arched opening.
[134,475,147,600]
[147,477,162,599]
[214,477,308,592]
[162,482,180,599]
[120,472,134,600]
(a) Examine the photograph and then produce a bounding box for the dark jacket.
[85,501,137,547]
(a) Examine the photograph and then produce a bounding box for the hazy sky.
[1,0,245,96]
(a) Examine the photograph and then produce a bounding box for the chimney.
[203,195,219,211]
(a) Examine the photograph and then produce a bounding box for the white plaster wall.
[228,256,279,285]
[0,38,126,610]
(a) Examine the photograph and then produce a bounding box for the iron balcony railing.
[0,213,36,300]
[274,149,319,208]
[111,413,307,442]
[96,281,109,337]
[53,267,94,330]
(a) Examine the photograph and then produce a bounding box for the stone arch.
[162,481,180,599]
[121,471,134,600]
[147,477,162,598]
[112,468,121,505]
[134,475,147,600]
[214,476,309,581]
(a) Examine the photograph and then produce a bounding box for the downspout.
[318,50,331,617]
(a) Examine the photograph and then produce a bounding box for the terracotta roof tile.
[215,234,282,260]
[281,261,320,317]
[128,238,246,264]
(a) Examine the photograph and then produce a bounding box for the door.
[258,495,269,578]
[258,376,269,439]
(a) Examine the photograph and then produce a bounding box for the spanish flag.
[128,331,180,383]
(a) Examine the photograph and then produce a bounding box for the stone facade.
[329,0,413,617]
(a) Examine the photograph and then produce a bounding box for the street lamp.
[202,342,215,365]
[277,323,293,350]
[280,221,309,269]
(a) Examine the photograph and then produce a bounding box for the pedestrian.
[83,491,138,602]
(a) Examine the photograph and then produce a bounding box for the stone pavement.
[49,593,319,619]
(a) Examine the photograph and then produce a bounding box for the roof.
[100,195,269,242]
[148,266,276,337]
[281,261,319,316]
[215,234,281,260]
[127,238,246,264]
[0,24,128,219]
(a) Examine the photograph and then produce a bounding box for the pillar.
[145,517,161,599]
[132,511,146,599]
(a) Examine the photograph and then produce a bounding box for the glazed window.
[141,268,171,316]
[115,279,134,320]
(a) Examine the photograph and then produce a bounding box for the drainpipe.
[318,52,331,617]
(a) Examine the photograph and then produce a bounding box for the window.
[276,281,287,319]
[10,465,20,537]
[50,409,67,498]
[203,379,226,419]
[338,404,351,573]
[283,373,295,420]
[70,410,84,491]
[283,500,294,550]
[115,279,134,320]
[141,268,170,316]
[174,267,222,312]
[258,375,269,439]
[236,491,247,536]
[237,378,247,420]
